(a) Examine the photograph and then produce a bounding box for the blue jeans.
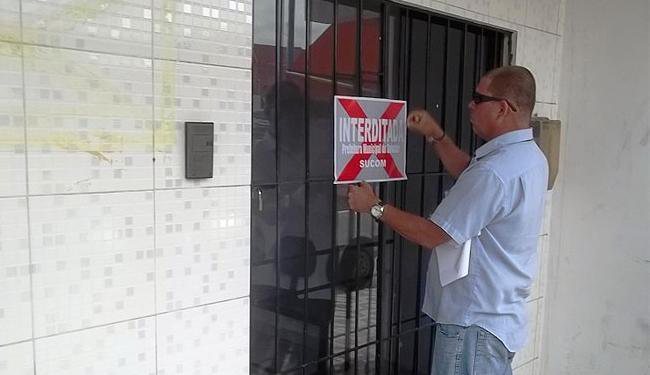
[431,324,515,375]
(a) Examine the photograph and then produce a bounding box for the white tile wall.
[532,102,558,120]
[155,186,249,312]
[0,0,19,43]
[154,60,251,189]
[538,235,550,299]
[0,0,253,366]
[0,342,34,375]
[157,298,249,375]
[488,0,527,24]
[525,0,561,34]
[34,317,156,375]
[24,46,154,195]
[512,298,539,369]
[515,27,559,104]
[513,360,534,375]
[0,198,31,345]
[21,0,152,57]
[30,192,155,336]
[153,0,252,68]
[534,292,548,373]
[446,0,490,15]
[0,42,26,197]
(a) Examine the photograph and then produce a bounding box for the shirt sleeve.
[429,165,507,245]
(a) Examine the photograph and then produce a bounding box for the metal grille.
[250,1,511,374]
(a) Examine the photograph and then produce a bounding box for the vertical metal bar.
[393,9,409,372]
[455,23,466,150]
[376,3,388,371]
[385,5,398,371]
[438,19,450,203]
[357,0,363,93]
[412,12,432,372]
[274,1,282,372]
[330,2,338,372]
[353,3,362,373]
[395,9,413,373]
[420,14,430,172]
[302,0,310,371]
[471,27,484,151]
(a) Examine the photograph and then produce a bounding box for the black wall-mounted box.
[185,122,214,179]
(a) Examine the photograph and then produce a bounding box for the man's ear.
[496,101,509,119]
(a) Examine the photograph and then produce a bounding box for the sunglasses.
[471,91,518,112]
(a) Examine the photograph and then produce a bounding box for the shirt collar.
[474,128,534,159]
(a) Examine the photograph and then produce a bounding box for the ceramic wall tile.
[0,42,26,197]
[557,0,566,35]
[525,0,561,34]
[155,186,249,313]
[0,198,31,345]
[23,46,154,194]
[527,235,542,302]
[513,360,534,375]
[405,0,447,15]
[512,298,539,369]
[552,30,563,107]
[541,190,552,235]
[445,0,491,16]
[154,60,250,189]
[534,296,547,363]
[488,0,526,23]
[34,317,156,375]
[153,0,251,68]
[532,360,542,375]
[537,234,550,299]
[30,191,155,337]
[0,0,19,43]
[532,102,558,120]
[21,0,152,57]
[516,27,558,103]
[157,298,249,375]
[0,342,34,375]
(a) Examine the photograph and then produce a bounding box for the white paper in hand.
[435,235,474,287]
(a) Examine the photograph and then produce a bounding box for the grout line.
[149,1,158,372]
[0,338,32,350]
[0,295,250,348]
[17,0,38,372]
[513,356,539,370]
[0,193,32,200]
[17,184,251,198]
[0,39,253,72]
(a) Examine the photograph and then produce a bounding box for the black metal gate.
[250,1,511,373]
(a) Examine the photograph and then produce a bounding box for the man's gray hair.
[486,65,536,116]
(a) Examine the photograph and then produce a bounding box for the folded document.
[435,236,474,287]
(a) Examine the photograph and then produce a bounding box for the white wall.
[541,0,650,374]
[0,0,252,374]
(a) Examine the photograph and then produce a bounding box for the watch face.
[371,205,381,218]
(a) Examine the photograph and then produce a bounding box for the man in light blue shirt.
[348,66,548,374]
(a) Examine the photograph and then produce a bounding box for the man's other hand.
[347,182,379,214]
[407,109,444,139]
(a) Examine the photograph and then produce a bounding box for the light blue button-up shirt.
[423,128,548,352]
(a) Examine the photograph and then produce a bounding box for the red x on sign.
[334,97,407,183]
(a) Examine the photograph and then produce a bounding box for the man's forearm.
[432,135,471,178]
[379,204,451,249]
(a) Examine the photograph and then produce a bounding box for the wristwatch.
[370,200,386,222]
